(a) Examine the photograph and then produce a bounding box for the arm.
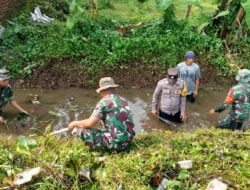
[10,100,29,115]
[68,116,100,130]
[151,82,162,114]
[180,84,187,121]
[194,65,201,97]
[209,88,233,114]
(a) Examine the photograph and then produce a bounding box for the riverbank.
[0,128,249,189]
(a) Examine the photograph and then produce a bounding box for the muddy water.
[0,86,231,136]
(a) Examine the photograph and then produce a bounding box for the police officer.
[0,69,29,123]
[152,68,187,123]
[209,69,250,130]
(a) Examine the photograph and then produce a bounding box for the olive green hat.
[0,69,11,81]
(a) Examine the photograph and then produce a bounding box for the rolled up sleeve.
[91,101,104,119]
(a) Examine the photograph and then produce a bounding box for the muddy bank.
[12,59,234,89]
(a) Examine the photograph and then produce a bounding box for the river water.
[0,86,231,136]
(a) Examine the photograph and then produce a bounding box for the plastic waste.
[157,178,168,190]
[178,160,193,169]
[206,179,227,190]
[79,168,91,181]
[13,167,41,185]
[30,6,55,24]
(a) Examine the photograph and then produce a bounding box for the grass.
[0,128,249,189]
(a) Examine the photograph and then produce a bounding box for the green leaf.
[213,10,230,19]
[16,145,31,156]
[16,136,37,149]
[156,0,173,10]
[179,0,203,9]
[197,22,210,34]
[178,170,190,180]
[235,167,250,178]
[241,0,250,28]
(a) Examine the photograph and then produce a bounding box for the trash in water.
[206,179,227,190]
[157,178,168,190]
[30,6,55,24]
[13,113,37,129]
[177,160,193,169]
[79,168,91,181]
[13,167,41,185]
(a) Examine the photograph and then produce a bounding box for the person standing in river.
[68,77,135,151]
[152,68,187,123]
[209,69,250,130]
[0,69,29,124]
[176,51,201,103]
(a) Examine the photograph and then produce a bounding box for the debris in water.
[206,179,227,190]
[13,167,41,185]
[177,160,193,169]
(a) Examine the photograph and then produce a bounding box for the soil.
[12,57,234,89]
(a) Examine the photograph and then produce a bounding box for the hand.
[209,109,215,114]
[180,112,187,121]
[68,121,79,130]
[193,91,198,97]
[0,116,4,123]
[21,111,29,116]
[151,111,157,116]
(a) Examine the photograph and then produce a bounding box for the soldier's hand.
[0,116,4,123]
[68,121,78,130]
[209,109,215,114]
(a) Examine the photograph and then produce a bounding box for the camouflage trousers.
[81,128,133,151]
[217,110,244,130]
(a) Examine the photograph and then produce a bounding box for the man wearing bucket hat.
[0,69,29,123]
[68,77,135,151]
[176,51,201,103]
[152,68,187,123]
[209,69,250,130]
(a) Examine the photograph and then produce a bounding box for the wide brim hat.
[235,69,250,83]
[0,69,11,81]
[96,77,119,93]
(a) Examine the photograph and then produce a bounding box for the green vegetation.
[0,0,249,85]
[0,129,249,189]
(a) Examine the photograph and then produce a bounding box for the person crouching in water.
[68,77,135,151]
[209,69,250,130]
[0,69,29,124]
[151,68,187,123]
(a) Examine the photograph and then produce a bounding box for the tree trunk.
[185,5,192,19]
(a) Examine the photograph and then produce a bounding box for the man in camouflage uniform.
[209,69,250,130]
[0,69,29,123]
[68,77,135,151]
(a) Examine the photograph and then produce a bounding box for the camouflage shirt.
[91,93,135,142]
[215,83,250,121]
[0,85,14,110]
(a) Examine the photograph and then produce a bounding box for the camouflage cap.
[96,77,119,93]
[0,69,11,81]
[235,69,250,83]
